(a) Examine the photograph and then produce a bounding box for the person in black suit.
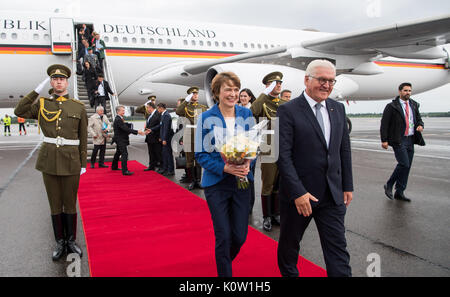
[157,103,175,176]
[143,101,162,171]
[277,60,353,277]
[93,74,115,113]
[111,105,147,175]
[380,82,425,202]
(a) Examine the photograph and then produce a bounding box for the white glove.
[80,168,87,175]
[145,100,152,106]
[185,93,193,103]
[34,77,50,94]
[263,81,276,95]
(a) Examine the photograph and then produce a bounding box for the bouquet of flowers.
[214,120,268,189]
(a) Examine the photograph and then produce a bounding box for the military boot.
[271,192,281,226]
[261,195,272,232]
[63,213,83,257]
[187,167,197,190]
[51,214,66,261]
[194,165,203,189]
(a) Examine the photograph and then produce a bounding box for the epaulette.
[71,98,85,105]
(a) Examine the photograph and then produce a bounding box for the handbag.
[175,153,186,169]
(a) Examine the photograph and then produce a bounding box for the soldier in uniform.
[176,86,208,190]
[250,71,288,232]
[14,64,87,260]
[135,95,156,120]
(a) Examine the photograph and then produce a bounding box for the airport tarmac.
[0,117,449,277]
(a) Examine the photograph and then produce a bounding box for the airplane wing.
[301,14,450,56]
[181,14,450,76]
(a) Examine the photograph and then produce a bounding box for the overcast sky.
[2,0,450,113]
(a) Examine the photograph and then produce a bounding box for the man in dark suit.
[111,105,146,175]
[380,82,425,202]
[277,60,353,277]
[157,103,175,176]
[143,101,162,171]
[93,74,115,113]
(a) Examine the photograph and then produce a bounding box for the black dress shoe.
[271,215,281,226]
[90,163,95,169]
[144,167,155,171]
[394,192,411,202]
[98,164,108,168]
[384,184,394,200]
[263,217,272,232]
[122,171,134,176]
[157,168,166,174]
[52,239,66,261]
[163,171,175,176]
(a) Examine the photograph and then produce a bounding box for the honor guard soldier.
[250,71,288,232]
[176,86,208,190]
[14,64,87,261]
[135,95,157,120]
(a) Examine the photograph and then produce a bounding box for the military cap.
[147,95,156,101]
[187,86,199,94]
[47,64,71,78]
[262,71,283,85]
[88,47,93,51]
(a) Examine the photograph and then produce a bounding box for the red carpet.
[78,160,326,277]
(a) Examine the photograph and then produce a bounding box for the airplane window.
[215,41,219,47]
[271,44,275,48]
[207,41,211,46]
[167,39,172,45]
[199,40,204,46]
[183,40,188,46]
[222,42,226,47]
[257,44,261,49]
[191,40,196,46]
[44,34,50,40]
[104,36,109,42]
[33,34,39,40]
[141,38,146,43]
[251,43,255,49]
[264,44,268,49]
[123,37,128,43]
[150,38,155,44]
[132,37,137,44]
[0,33,6,39]
[113,36,119,43]
[158,39,163,44]
[244,43,248,48]
[229,42,234,48]
[11,33,18,40]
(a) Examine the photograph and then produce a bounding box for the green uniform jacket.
[176,100,208,150]
[135,104,151,120]
[14,91,88,175]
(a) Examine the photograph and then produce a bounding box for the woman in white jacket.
[88,106,111,168]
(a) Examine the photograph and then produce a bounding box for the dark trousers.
[161,140,174,173]
[4,125,10,134]
[147,142,162,169]
[95,96,107,113]
[42,173,80,215]
[19,123,26,132]
[204,175,251,277]
[91,144,106,165]
[277,188,351,277]
[112,143,129,173]
[387,135,414,194]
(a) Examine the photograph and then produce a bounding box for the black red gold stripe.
[106,46,243,59]
[374,60,446,69]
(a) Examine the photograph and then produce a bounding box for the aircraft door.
[50,18,74,55]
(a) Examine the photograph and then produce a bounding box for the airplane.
[1,10,449,126]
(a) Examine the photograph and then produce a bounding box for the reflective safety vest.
[2,117,11,126]
[17,117,25,123]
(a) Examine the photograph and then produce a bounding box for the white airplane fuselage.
[0,11,449,108]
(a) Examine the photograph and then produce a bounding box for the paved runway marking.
[0,141,41,197]
[352,147,450,161]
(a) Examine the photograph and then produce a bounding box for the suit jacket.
[159,111,174,143]
[145,110,161,143]
[277,93,353,206]
[95,80,114,101]
[112,115,137,146]
[380,97,425,146]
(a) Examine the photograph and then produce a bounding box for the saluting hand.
[294,193,319,217]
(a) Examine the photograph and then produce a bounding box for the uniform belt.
[43,136,80,146]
